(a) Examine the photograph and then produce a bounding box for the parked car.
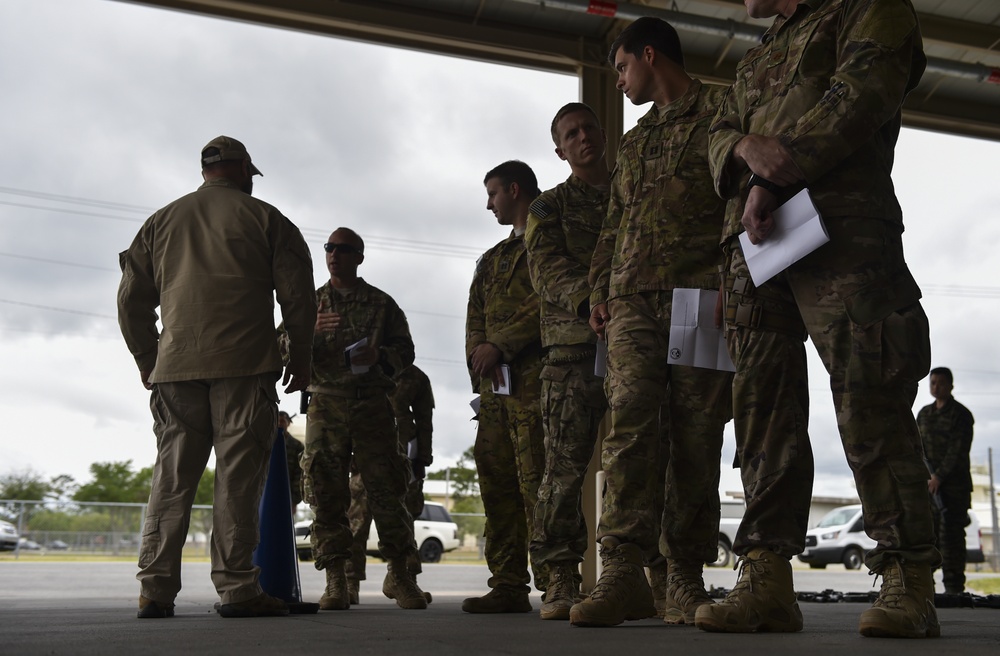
[296,501,460,563]
[47,540,69,551]
[798,504,985,569]
[710,499,745,568]
[18,537,41,550]
[0,520,19,551]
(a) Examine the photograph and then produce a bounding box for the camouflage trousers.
[600,291,732,560]
[931,489,971,592]
[345,463,424,581]
[301,392,415,570]
[529,346,607,568]
[474,382,546,593]
[724,217,939,570]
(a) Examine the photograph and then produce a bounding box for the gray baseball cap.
[200,135,262,176]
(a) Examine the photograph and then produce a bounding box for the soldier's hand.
[411,460,426,481]
[589,303,610,339]
[140,369,153,390]
[282,360,311,394]
[741,187,779,245]
[470,343,502,378]
[734,135,803,187]
[928,474,941,495]
[315,311,341,334]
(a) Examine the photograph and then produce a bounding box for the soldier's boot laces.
[663,558,714,625]
[319,562,350,611]
[382,558,428,609]
[539,562,581,621]
[347,578,360,606]
[858,558,940,639]
[647,560,668,619]
[461,586,532,613]
[694,548,802,633]
[569,537,656,627]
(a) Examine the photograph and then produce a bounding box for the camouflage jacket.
[708,0,926,242]
[590,80,728,308]
[390,364,434,465]
[279,278,414,392]
[917,398,974,492]
[526,174,608,348]
[465,231,542,391]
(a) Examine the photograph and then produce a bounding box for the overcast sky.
[1,0,998,503]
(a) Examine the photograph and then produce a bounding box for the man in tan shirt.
[118,136,316,619]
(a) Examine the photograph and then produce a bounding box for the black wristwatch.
[747,173,783,195]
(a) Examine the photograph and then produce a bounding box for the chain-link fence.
[0,499,213,559]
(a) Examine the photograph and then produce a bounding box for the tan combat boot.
[347,578,360,605]
[694,548,802,633]
[568,537,656,627]
[539,562,581,621]
[858,559,940,638]
[319,560,350,610]
[647,561,668,619]
[382,557,428,609]
[462,586,532,613]
[663,558,714,625]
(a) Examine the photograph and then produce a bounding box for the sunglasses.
[324,242,361,255]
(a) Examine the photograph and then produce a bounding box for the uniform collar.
[762,0,823,43]
[639,78,704,126]
[198,178,244,192]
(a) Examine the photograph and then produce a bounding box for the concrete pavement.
[1,561,998,655]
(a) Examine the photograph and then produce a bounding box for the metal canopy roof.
[117,0,1000,141]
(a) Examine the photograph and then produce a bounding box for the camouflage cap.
[200,135,262,176]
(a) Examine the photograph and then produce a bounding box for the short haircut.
[278,411,292,421]
[550,102,601,146]
[930,367,954,385]
[332,227,365,253]
[483,160,540,198]
[607,16,684,68]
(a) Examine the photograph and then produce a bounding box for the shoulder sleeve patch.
[529,198,554,220]
[849,0,918,50]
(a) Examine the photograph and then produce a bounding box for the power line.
[0,252,117,272]
[0,200,143,223]
[0,186,155,213]
[0,299,116,320]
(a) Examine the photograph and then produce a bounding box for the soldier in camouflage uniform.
[279,411,304,512]
[570,17,733,628]
[916,367,974,594]
[698,0,940,639]
[524,102,609,621]
[463,160,547,614]
[279,227,428,611]
[346,364,435,603]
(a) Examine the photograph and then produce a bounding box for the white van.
[798,504,985,569]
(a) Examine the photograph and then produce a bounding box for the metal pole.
[989,448,999,572]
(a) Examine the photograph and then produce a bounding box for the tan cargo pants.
[137,373,278,605]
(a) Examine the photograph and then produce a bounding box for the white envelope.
[668,288,735,372]
[594,338,607,378]
[739,188,829,287]
[344,337,370,374]
[491,364,512,396]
